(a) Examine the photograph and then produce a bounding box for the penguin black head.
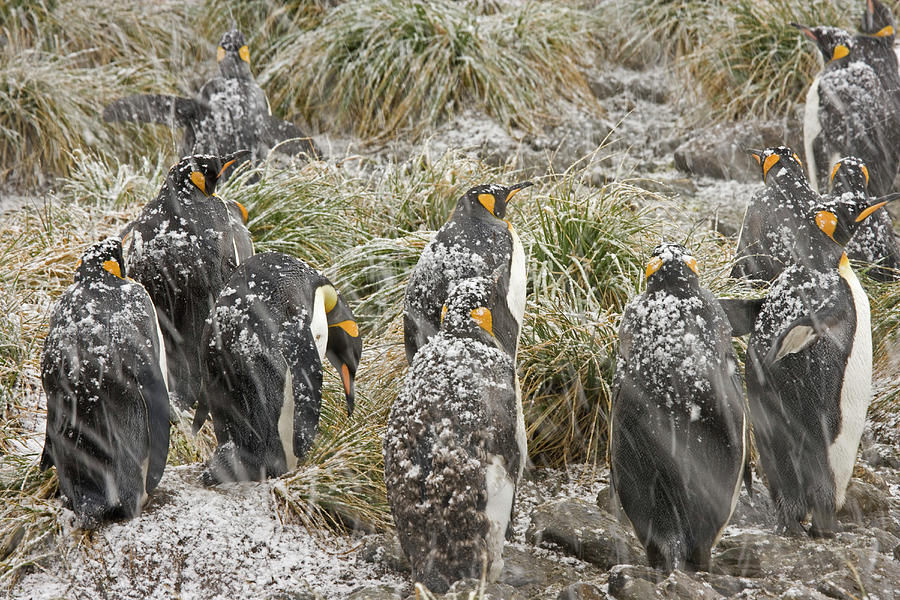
[813,193,895,247]
[829,156,870,196]
[167,150,250,200]
[644,243,700,292]
[861,0,895,37]
[792,24,854,63]
[747,146,806,184]
[322,286,362,417]
[440,277,499,346]
[217,29,252,80]
[74,237,126,283]
[454,181,533,221]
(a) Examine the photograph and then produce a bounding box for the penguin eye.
[762,154,780,179]
[217,47,225,62]
[645,256,663,279]
[830,162,842,183]
[477,193,496,216]
[190,171,207,195]
[683,256,699,275]
[239,45,250,64]
[470,307,493,336]
[832,44,850,60]
[860,165,870,187]
[815,210,838,240]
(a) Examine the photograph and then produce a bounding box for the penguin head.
[861,0,895,37]
[644,243,700,292]
[321,286,362,417]
[829,156,870,196]
[792,24,854,63]
[747,146,805,184]
[812,194,895,247]
[74,237,126,283]
[217,29,252,79]
[167,150,250,201]
[454,181,533,221]
[440,277,500,346]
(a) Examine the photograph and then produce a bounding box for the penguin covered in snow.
[195,252,361,484]
[385,277,521,592]
[731,147,819,282]
[856,0,900,99]
[103,29,319,173]
[796,23,899,196]
[830,156,900,280]
[745,191,894,536]
[610,243,747,572]
[403,181,532,365]
[125,151,252,410]
[40,238,170,528]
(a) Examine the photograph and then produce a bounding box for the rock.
[839,480,891,521]
[526,498,643,569]
[861,443,900,469]
[349,586,403,600]
[711,544,763,578]
[443,580,524,599]
[497,545,554,588]
[729,479,777,530]
[673,120,802,182]
[607,566,661,600]
[656,571,723,600]
[557,582,607,600]
[357,533,410,574]
[694,572,758,597]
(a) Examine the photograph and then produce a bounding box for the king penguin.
[856,0,900,99]
[385,277,521,592]
[125,151,252,410]
[40,238,170,528]
[103,29,319,173]
[830,156,900,281]
[610,243,747,572]
[795,23,899,196]
[195,252,361,484]
[731,147,819,282]
[403,181,532,364]
[745,190,895,536]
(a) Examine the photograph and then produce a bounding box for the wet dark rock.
[839,480,891,521]
[357,533,410,574]
[556,582,607,600]
[349,586,403,600]
[526,498,643,569]
[442,580,524,599]
[673,120,802,182]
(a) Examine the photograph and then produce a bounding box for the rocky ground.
[8,53,900,600]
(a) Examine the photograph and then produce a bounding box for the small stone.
[556,582,607,600]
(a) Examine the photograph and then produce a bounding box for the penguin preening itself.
[40,238,170,528]
[385,277,521,592]
[731,147,818,282]
[796,23,899,196]
[745,191,896,536]
[103,29,319,173]
[830,156,900,281]
[125,151,253,410]
[195,252,361,484]
[610,243,747,572]
[403,181,532,365]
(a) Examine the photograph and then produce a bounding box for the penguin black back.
[611,243,746,571]
[41,238,170,528]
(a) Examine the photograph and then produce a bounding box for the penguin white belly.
[484,455,515,582]
[232,238,242,267]
[311,288,329,361]
[278,364,298,471]
[507,226,526,346]
[828,262,872,509]
[803,77,821,192]
[148,299,170,390]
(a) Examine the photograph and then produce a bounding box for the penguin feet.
[774,518,806,538]
[200,441,265,485]
[809,510,837,539]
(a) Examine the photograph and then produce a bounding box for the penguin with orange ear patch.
[40,238,170,528]
[103,29,319,172]
[794,23,899,196]
[126,152,252,410]
[746,190,897,537]
[611,243,747,572]
[856,0,900,99]
[731,147,819,282]
[195,252,361,484]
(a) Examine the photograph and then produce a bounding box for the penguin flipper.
[719,298,765,337]
[141,365,171,493]
[102,94,201,128]
[766,307,846,364]
[262,116,321,159]
[743,455,753,499]
[191,398,209,435]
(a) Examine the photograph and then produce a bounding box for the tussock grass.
[260,0,599,139]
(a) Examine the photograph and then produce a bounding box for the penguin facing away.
[403,181,532,365]
[746,191,894,536]
[125,151,252,410]
[795,23,899,196]
[385,277,521,592]
[610,243,747,572]
[829,156,900,281]
[40,238,170,528]
[103,29,319,173]
[731,147,819,282]
[196,252,361,484]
